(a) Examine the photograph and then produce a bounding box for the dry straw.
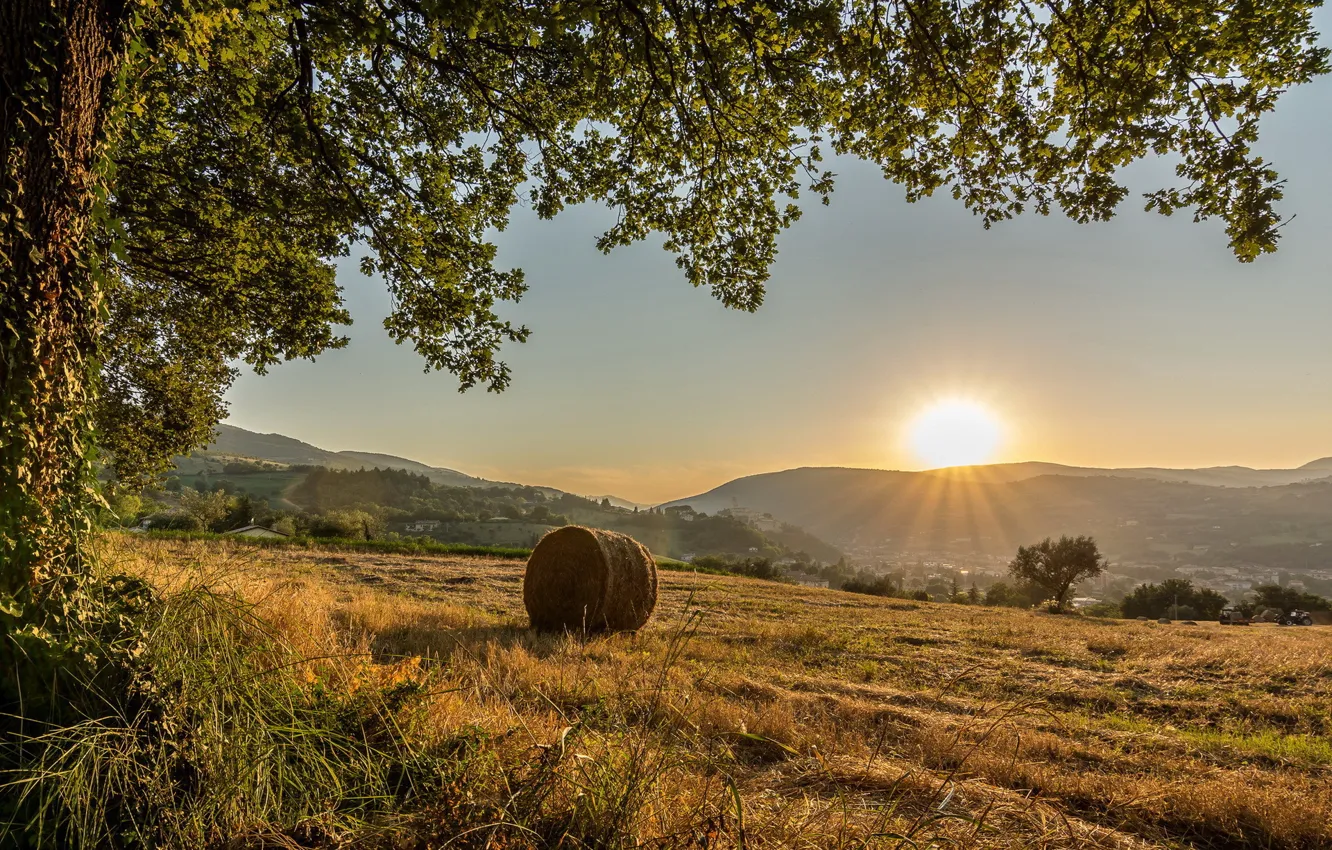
[523,526,658,632]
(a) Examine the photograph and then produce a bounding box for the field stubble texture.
[100,536,1332,849]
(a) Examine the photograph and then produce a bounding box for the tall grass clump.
[0,573,437,849]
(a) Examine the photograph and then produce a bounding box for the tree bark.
[1,0,125,605]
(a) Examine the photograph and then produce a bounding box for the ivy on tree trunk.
[1,0,125,608]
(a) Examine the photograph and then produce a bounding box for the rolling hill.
[200,424,495,489]
[187,424,648,509]
[662,464,1332,565]
[918,460,1332,488]
[187,424,1332,568]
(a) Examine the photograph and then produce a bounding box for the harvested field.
[106,535,1332,849]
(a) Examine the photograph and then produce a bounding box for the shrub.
[1,577,437,849]
[178,487,232,531]
[144,511,204,532]
[97,492,142,528]
[1122,580,1228,619]
[1253,584,1330,612]
[1081,601,1122,618]
[688,555,782,581]
[842,575,897,597]
[984,581,1042,608]
[223,461,266,474]
[308,509,384,540]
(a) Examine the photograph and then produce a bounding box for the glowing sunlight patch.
[909,399,1002,468]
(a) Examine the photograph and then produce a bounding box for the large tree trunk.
[0,0,125,605]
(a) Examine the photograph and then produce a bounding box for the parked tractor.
[1219,607,1251,626]
[1276,609,1315,626]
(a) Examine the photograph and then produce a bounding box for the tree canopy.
[92,0,1329,487]
[1253,583,1330,612]
[1007,534,1106,608]
[1121,578,1228,619]
[2,0,1328,590]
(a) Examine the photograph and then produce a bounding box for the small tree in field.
[1007,536,1106,611]
[177,488,231,532]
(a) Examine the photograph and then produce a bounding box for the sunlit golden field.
[104,535,1332,849]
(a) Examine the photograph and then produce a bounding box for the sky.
[224,66,1332,505]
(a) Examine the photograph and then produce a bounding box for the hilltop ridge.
[661,463,1332,569]
[189,424,1332,571]
[196,424,648,507]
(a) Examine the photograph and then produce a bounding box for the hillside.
[931,460,1332,488]
[108,535,1332,849]
[189,424,654,511]
[663,466,1332,566]
[332,450,493,489]
[156,462,843,563]
[198,424,501,488]
[181,426,1332,568]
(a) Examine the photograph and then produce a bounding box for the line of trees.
[1122,579,1329,620]
[1121,579,1230,620]
[686,555,787,582]
[121,489,389,542]
[840,536,1108,612]
[1251,584,1331,613]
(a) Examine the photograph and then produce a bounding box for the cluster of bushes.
[837,535,1111,612]
[1121,579,1229,620]
[687,555,787,581]
[1252,583,1330,612]
[290,468,576,524]
[105,488,393,542]
[979,581,1047,608]
[840,574,899,596]
[837,574,1104,613]
[1118,580,1329,621]
[837,573,963,603]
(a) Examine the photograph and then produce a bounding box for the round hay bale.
[523,526,658,632]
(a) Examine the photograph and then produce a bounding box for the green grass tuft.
[1,578,439,849]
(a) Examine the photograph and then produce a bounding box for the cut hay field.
[105,536,1332,849]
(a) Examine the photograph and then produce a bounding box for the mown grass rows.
[8,535,1326,849]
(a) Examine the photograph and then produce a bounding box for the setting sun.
[909,399,1003,468]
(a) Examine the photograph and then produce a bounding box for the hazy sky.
[225,67,1332,505]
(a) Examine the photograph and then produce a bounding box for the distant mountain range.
[189,424,649,509]
[914,460,1332,488]
[194,424,1332,567]
[662,462,1332,565]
